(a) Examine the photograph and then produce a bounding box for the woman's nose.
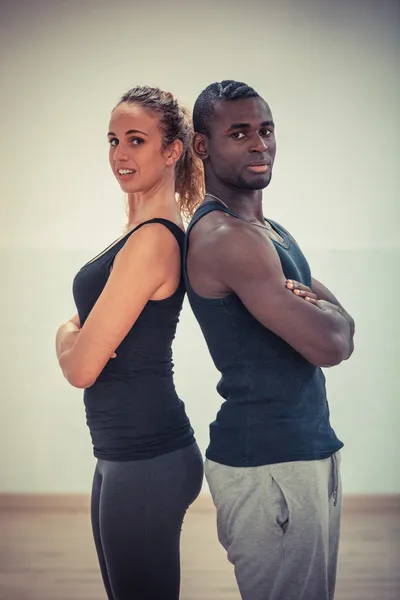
[114,144,129,161]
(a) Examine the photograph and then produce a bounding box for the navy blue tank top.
[184,202,343,467]
[73,218,195,461]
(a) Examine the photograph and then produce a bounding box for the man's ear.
[193,132,209,160]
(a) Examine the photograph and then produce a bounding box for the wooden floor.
[0,495,399,600]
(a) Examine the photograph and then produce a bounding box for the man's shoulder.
[188,210,254,252]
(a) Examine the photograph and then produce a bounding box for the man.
[183,80,355,600]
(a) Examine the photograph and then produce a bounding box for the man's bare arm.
[311,277,355,359]
[204,222,353,367]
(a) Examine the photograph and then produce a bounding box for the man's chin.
[239,174,272,190]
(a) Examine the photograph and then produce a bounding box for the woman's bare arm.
[57,224,180,388]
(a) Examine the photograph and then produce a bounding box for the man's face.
[205,97,276,190]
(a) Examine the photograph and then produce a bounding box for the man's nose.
[250,134,268,152]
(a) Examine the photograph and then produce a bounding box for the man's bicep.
[219,236,291,326]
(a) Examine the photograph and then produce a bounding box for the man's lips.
[247,160,270,167]
[246,161,270,173]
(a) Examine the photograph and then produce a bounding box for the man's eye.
[231,132,245,139]
[260,129,272,137]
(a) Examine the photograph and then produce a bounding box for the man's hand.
[286,280,351,315]
[286,280,318,305]
[286,280,346,313]
[314,299,345,314]
[286,279,354,361]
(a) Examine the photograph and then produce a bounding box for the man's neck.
[204,183,265,223]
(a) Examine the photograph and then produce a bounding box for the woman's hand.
[59,329,80,354]
[56,319,81,360]
[56,316,116,367]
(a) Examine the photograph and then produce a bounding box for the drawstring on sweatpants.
[331,453,338,507]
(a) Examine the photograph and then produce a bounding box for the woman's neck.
[126,179,181,229]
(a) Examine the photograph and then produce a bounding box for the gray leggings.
[91,443,204,600]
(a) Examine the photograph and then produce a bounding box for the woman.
[55,86,204,600]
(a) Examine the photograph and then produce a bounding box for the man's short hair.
[193,80,260,136]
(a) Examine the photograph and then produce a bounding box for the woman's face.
[108,102,173,194]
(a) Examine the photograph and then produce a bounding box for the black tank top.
[73,218,195,461]
[183,202,343,467]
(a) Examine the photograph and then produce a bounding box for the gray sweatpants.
[205,452,342,600]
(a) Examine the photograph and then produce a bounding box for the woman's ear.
[193,133,208,160]
[164,139,183,166]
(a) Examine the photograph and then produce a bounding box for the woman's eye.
[108,138,118,147]
[131,138,144,146]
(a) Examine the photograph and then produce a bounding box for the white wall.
[0,0,398,494]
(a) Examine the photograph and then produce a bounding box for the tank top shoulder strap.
[268,218,288,236]
[126,218,185,251]
[267,219,295,248]
[187,200,240,235]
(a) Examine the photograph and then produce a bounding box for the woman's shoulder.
[116,221,183,272]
